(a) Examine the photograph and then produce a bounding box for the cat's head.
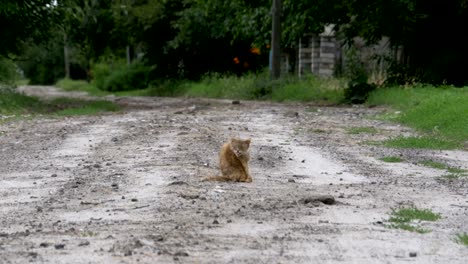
[230,137,251,151]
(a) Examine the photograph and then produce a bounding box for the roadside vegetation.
[386,207,441,233]
[0,85,119,120]
[457,233,468,247]
[368,86,468,150]
[379,156,403,163]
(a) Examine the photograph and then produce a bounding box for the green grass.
[383,136,459,150]
[456,233,468,246]
[419,160,467,179]
[420,160,448,170]
[379,156,403,163]
[56,78,110,96]
[346,126,379,134]
[51,98,120,116]
[386,207,441,233]
[0,85,119,118]
[55,73,347,105]
[368,86,468,149]
[0,86,44,115]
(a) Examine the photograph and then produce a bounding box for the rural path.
[1,86,467,263]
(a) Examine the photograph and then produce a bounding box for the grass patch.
[57,73,347,105]
[379,156,403,163]
[368,86,468,149]
[420,160,448,170]
[0,85,119,118]
[56,78,110,96]
[51,98,120,116]
[456,233,468,246]
[0,86,44,115]
[346,126,378,135]
[386,207,441,233]
[383,136,459,150]
[420,160,467,179]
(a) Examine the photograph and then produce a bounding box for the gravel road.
[1,86,467,263]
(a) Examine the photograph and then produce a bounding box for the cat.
[202,138,252,182]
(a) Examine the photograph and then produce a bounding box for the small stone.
[232,100,240,105]
[54,244,65,250]
[78,241,90,246]
[212,219,219,225]
[131,198,138,202]
[51,174,57,178]
[409,252,417,257]
[39,242,50,248]
[174,251,189,257]
[288,179,296,183]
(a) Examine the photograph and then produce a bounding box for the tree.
[0,0,57,57]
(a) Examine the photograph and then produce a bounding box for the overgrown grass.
[346,126,378,134]
[56,78,109,96]
[456,233,468,246]
[368,85,468,149]
[0,86,44,115]
[379,156,403,163]
[0,85,119,119]
[55,73,347,105]
[386,207,441,233]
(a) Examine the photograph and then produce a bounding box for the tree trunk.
[270,0,282,80]
[64,33,70,79]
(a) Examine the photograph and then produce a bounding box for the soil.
[1,85,467,263]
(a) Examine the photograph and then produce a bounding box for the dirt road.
[1,86,467,263]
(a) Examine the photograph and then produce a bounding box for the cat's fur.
[202,138,252,182]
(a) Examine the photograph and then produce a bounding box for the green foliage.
[92,61,150,92]
[0,85,43,115]
[368,86,468,148]
[386,207,441,233]
[0,57,19,85]
[0,84,119,118]
[456,233,468,247]
[271,75,346,104]
[0,0,57,57]
[55,78,109,96]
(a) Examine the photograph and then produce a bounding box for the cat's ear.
[246,138,251,146]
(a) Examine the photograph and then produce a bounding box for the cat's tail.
[200,175,232,182]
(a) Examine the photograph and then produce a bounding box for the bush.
[0,58,19,85]
[92,61,150,92]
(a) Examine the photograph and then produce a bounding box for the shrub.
[0,58,19,85]
[92,62,150,92]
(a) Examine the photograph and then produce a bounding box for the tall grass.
[368,85,468,148]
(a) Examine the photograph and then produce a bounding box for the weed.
[51,98,120,116]
[420,160,467,178]
[379,156,403,163]
[420,160,448,170]
[346,126,378,134]
[386,207,441,233]
[456,233,468,246]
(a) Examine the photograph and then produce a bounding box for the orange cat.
[202,138,252,182]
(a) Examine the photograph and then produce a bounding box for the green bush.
[92,61,150,92]
[0,58,19,85]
